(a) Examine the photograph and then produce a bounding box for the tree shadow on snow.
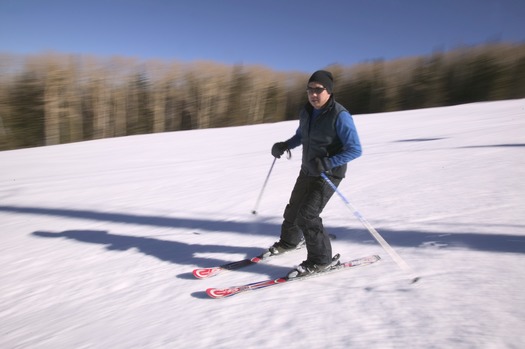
[0,205,522,261]
[328,226,525,255]
[1,205,276,236]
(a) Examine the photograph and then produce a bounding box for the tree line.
[1,42,524,151]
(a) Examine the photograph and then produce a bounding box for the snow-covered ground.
[1,99,524,349]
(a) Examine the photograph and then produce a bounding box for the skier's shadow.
[31,230,289,278]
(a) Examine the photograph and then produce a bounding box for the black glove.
[315,157,332,175]
[271,142,288,159]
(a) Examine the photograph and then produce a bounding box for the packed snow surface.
[1,99,524,348]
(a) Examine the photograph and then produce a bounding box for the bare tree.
[87,59,111,139]
[42,55,62,146]
[64,55,83,143]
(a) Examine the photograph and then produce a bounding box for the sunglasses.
[306,87,326,94]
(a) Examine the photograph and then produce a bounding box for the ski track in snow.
[1,99,524,348]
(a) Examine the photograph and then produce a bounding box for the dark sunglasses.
[306,87,326,94]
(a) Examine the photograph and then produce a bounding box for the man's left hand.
[315,157,332,175]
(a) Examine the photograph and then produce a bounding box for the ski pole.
[251,158,277,215]
[321,172,420,283]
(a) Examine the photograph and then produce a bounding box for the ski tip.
[206,288,219,298]
[206,288,234,299]
[193,267,222,279]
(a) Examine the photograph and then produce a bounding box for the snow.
[1,99,524,349]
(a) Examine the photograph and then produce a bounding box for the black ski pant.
[279,170,342,265]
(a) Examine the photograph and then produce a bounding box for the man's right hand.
[271,142,288,158]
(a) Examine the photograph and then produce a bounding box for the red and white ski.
[192,241,306,279]
[206,254,381,299]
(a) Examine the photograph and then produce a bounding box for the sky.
[1,0,525,72]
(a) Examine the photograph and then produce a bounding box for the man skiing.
[269,70,362,278]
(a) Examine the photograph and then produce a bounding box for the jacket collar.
[305,95,335,115]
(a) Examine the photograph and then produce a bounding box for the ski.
[192,240,306,279]
[206,254,381,299]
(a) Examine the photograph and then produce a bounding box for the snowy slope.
[1,99,524,349]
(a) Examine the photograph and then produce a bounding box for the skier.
[269,70,362,278]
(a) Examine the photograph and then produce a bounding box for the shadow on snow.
[1,205,523,273]
[31,229,292,278]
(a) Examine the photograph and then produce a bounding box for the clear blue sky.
[1,0,524,73]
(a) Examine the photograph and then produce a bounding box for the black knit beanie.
[308,70,334,93]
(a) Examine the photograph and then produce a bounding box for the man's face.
[307,82,331,109]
